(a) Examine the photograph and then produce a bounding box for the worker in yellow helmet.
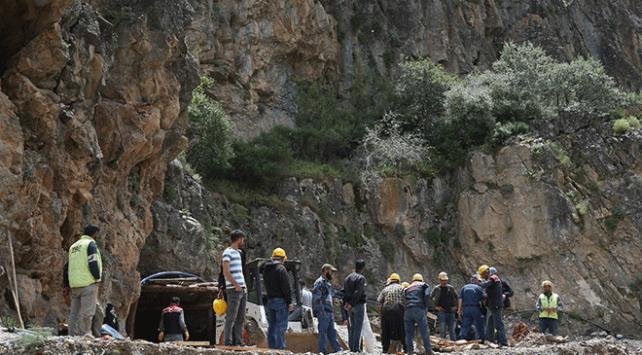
[377,273,405,353]
[536,281,564,335]
[478,264,508,346]
[64,225,103,336]
[262,247,292,349]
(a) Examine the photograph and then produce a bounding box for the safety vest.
[68,235,102,288]
[538,293,559,319]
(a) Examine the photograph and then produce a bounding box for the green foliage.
[186,76,235,180]
[393,60,458,132]
[492,121,530,145]
[604,205,626,232]
[613,116,641,134]
[487,42,624,122]
[228,127,293,185]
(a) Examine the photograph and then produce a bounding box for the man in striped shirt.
[222,230,247,346]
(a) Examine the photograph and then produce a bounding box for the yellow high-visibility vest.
[538,293,559,319]
[68,235,102,288]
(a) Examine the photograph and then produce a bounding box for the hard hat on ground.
[272,247,287,260]
[213,298,227,316]
[321,263,337,272]
[542,280,553,287]
[478,265,490,275]
[438,272,449,281]
[401,282,410,288]
[412,273,424,282]
[389,273,400,282]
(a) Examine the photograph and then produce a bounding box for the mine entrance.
[127,271,217,344]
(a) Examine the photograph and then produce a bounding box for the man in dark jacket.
[262,248,292,349]
[404,273,433,355]
[158,297,189,342]
[343,259,367,352]
[431,272,458,340]
[479,265,507,346]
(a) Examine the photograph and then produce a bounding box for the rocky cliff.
[0,0,198,327]
[1,0,641,341]
[187,0,642,137]
[148,122,641,335]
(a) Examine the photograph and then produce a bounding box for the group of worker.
[63,225,564,353]
[375,265,564,354]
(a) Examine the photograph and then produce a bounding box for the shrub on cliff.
[488,42,624,122]
[228,127,293,185]
[186,76,234,180]
[393,59,458,133]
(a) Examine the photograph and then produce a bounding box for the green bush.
[186,76,234,180]
[488,42,625,122]
[613,118,631,134]
[492,121,530,145]
[393,59,458,133]
[228,127,293,185]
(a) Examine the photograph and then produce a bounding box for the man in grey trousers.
[222,230,247,346]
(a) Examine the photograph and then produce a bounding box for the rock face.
[186,0,642,136]
[186,0,340,138]
[0,0,198,329]
[146,123,641,335]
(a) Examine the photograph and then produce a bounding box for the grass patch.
[209,180,290,210]
[288,160,343,180]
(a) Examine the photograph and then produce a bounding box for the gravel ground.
[1,328,641,354]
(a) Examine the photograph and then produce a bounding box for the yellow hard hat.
[412,273,424,282]
[389,273,400,282]
[213,298,227,316]
[438,272,449,281]
[401,282,410,288]
[542,280,553,287]
[478,265,490,275]
[272,247,287,260]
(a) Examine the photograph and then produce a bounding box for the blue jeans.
[459,306,485,341]
[404,307,431,354]
[438,311,456,340]
[486,306,507,345]
[317,315,342,354]
[224,289,247,346]
[348,303,365,352]
[539,317,558,335]
[266,298,289,349]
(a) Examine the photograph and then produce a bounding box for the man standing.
[343,259,367,352]
[158,297,189,342]
[489,267,514,309]
[457,275,485,341]
[300,280,313,308]
[222,230,247,346]
[262,248,292,349]
[403,273,433,355]
[479,265,507,346]
[66,225,102,336]
[431,272,458,340]
[377,273,405,354]
[312,264,342,354]
[536,280,564,335]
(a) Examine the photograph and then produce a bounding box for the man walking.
[312,264,342,354]
[377,273,405,354]
[403,273,433,355]
[222,230,247,346]
[66,225,102,336]
[431,272,458,340]
[262,248,292,349]
[158,297,189,342]
[457,275,485,341]
[536,280,564,335]
[479,265,507,346]
[343,259,367,352]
